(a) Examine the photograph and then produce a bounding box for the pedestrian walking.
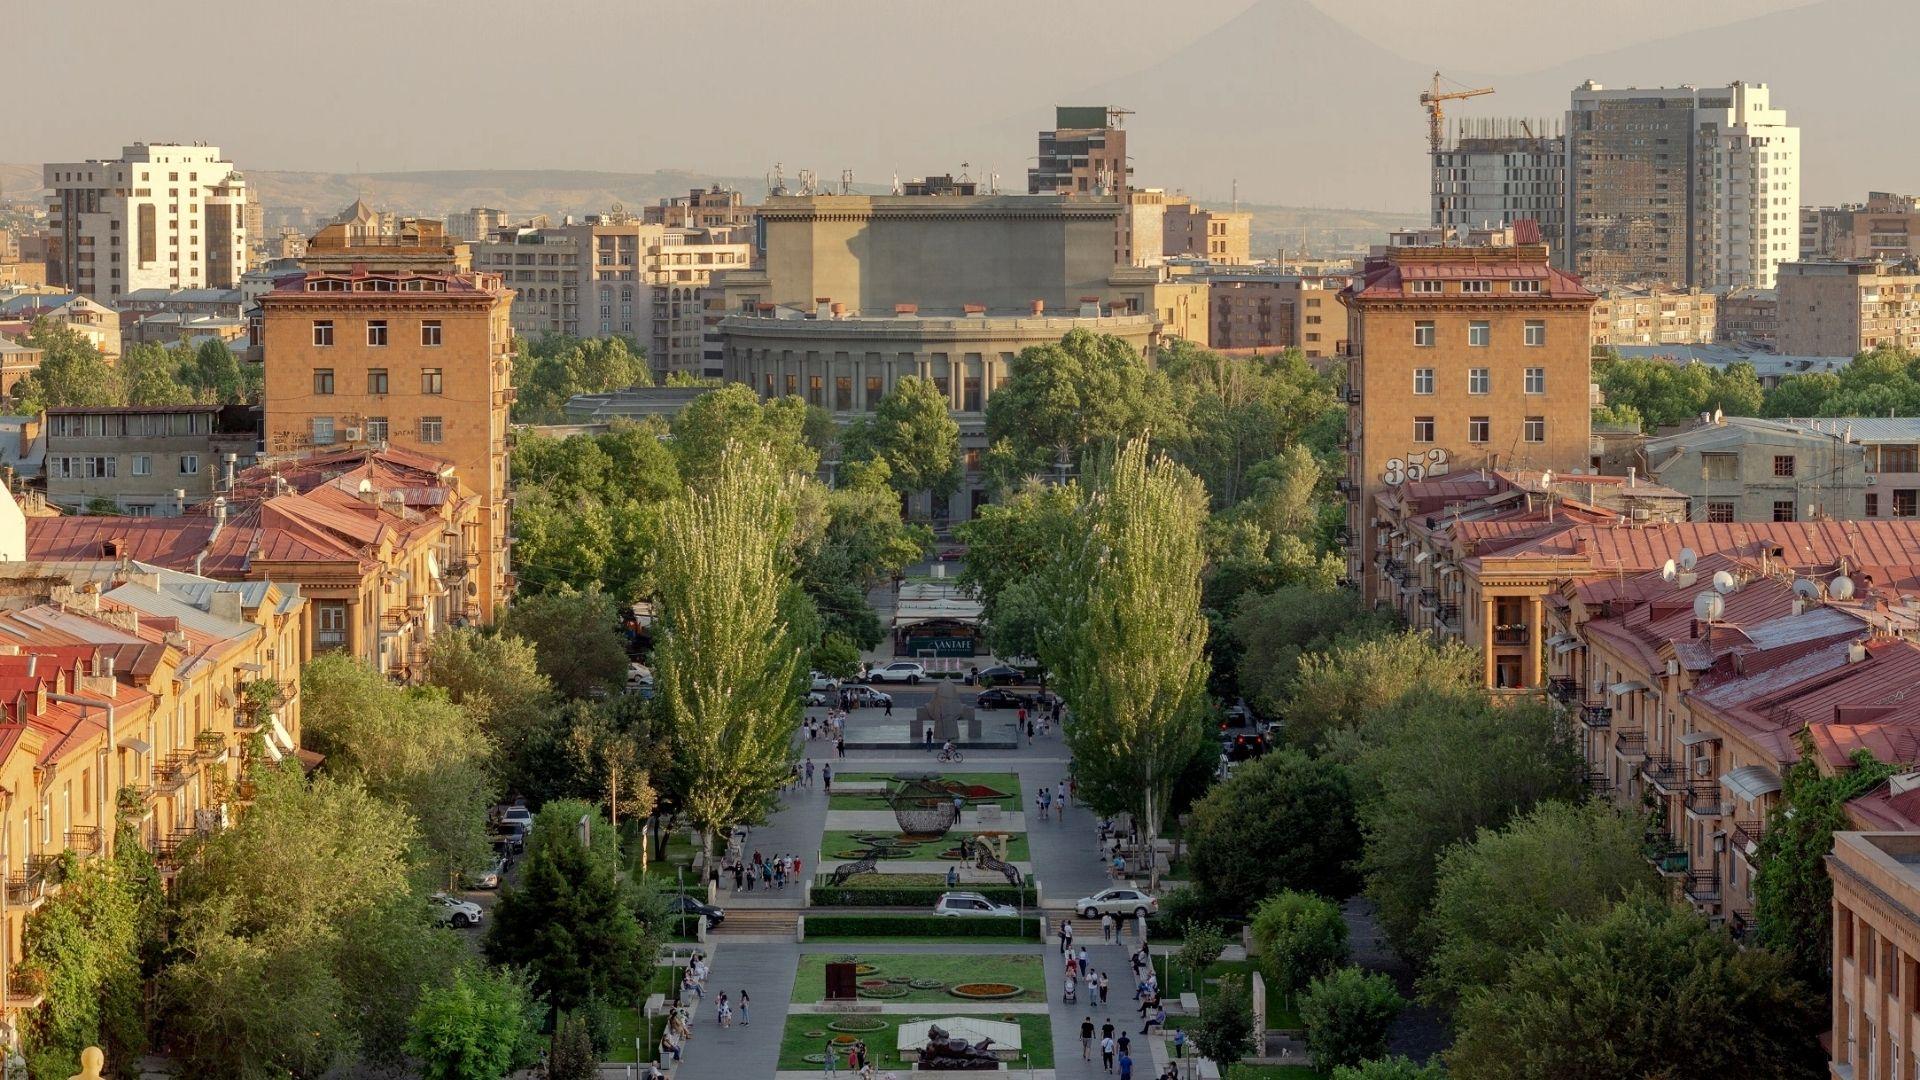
[1171,1028,1187,1060]
[947,864,959,887]
[824,1040,838,1076]
[1101,912,1115,943]
[715,992,729,1026]
[1078,945,1089,973]
[761,861,773,888]
[836,735,846,758]
[806,758,816,787]
[823,763,833,794]
[794,855,804,879]
[1056,781,1068,813]
[885,696,893,717]
[1061,919,1075,955]
[1080,1017,1095,1060]
[1026,718,1035,744]
[1035,790,1048,822]
[1118,1051,1133,1080]
[1117,1032,1130,1058]
[1100,1035,1116,1074]
[740,990,750,1025]
[1099,971,1111,1005]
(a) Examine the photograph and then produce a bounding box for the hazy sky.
[8,0,1842,210]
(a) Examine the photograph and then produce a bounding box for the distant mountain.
[1074,0,1903,212]
[245,169,784,224]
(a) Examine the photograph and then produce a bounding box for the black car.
[975,688,1031,711]
[1225,731,1271,762]
[666,895,726,926]
[975,665,1026,687]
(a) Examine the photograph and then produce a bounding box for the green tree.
[1229,585,1387,715]
[1332,1056,1447,1080]
[1594,357,1762,430]
[484,802,651,1011]
[1300,967,1404,1075]
[13,318,122,411]
[1760,370,1843,417]
[545,1012,598,1080]
[653,441,805,851]
[1421,799,1655,1008]
[424,627,558,796]
[1754,738,1898,985]
[1187,750,1362,908]
[1055,439,1212,888]
[1159,342,1343,509]
[840,374,962,498]
[1250,890,1351,999]
[19,856,149,1078]
[1287,632,1480,750]
[1356,691,1582,960]
[118,341,199,405]
[670,383,819,483]
[161,926,357,1080]
[512,334,652,424]
[501,588,632,701]
[1175,922,1229,994]
[1190,973,1258,1071]
[954,482,1079,613]
[407,966,547,1080]
[186,337,246,402]
[565,697,659,831]
[983,329,1182,488]
[1447,893,1824,1080]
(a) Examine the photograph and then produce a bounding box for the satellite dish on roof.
[1661,559,1677,583]
[358,479,374,493]
[1832,576,1856,601]
[1792,578,1822,600]
[1678,548,1698,571]
[1713,570,1738,594]
[1694,591,1725,622]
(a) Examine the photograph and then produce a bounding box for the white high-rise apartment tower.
[44,143,248,303]
[1566,82,1799,290]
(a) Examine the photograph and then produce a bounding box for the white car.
[465,855,507,890]
[934,891,1017,917]
[626,664,653,692]
[431,893,484,928]
[809,686,893,708]
[1076,887,1157,920]
[497,805,533,831]
[868,662,926,684]
[809,670,840,691]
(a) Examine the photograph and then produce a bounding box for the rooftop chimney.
[1079,296,1101,318]
[814,297,832,320]
[1030,300,1045,316]
[211,496,228,540]
[173,488,187,516]
[895,303,918,317]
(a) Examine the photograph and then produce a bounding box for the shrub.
[1331,1056,1446,1080]
[1190,973,1258,1069]
[1299,967,1405,1074]
[804,915,1038,939]
[1157,883,1216,929]
[1251,890,1350,997]
[809,881,1034,907]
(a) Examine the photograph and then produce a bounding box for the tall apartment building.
[259,259,514,621]
[1776,259,1920,356]
[1430,119,1566,256]
[1338,238,1596,600]
[643,187,758,230]
[471,214,751,374]
[1589,286,1716,346]
[43,143,248,303]
[1028,106,1131,196]
[1566,82,1799,290]
[1163,196,1253,265]
[1801,192,1920,261]
[445,207,510,243]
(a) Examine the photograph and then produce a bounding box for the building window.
[1525,367,1545,394]
[1773,500,1796,522]
[422,368,443,395]
[420,417,444,444]
[1524,416,1545,442]
[1773,455,1795,477]
[1868,492,1881,517]
[1461,280,1492,294]
[366,417,388,443]
[421,320,442,347]
[312,320,333,346]
[807,375,823,407]
[1469,321,1490,347]
[1524,320,1546,346]
[1511,279,1542,294]
[963,376,982,412]
[1702,453,1738,481]
[368,368,388,395]
[1898,490,1919,518]
[1413,368,1434,395]
[132,454,151,477]
[365,320,388,347]
[1468,368,1490,395]
[1873,447,1918,473]
[310,418,334,446]
[316,602,348,649]
[179,454,200,475]
[1412,280,1442,294]
[1413,416,1435,443]
[866,376,883,411]
[1706,501,1737,523]
[1469,417,1490,443]
[313,368,334,395]
[835,377,853,412]
[1413,321,1435,347]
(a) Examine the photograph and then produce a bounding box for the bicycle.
[937,747,965,763]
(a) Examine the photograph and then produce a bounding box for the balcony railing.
[1733,819,1766,853]
[1335,478,1357,494]
[1614,729,1647,756]
[1580,703,1613,728]
[1642,754,1682,791]
[1547,677,1578,703]
[1685,779,1726,817]
[1585,771,1612,797]
[1334,527,1353,548]
[63,827,101,857]
[1686,871,1721,904]
[1492,624,1530,646]
[155,749,199,790]
[1435,603,1461,630]
[1644,832,1688,876]
[195,729,226,760]
[1342,383,1361,403]
[1418,587,1439,609]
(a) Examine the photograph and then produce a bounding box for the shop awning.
[1554,640,1583,654]
[1721,766,1783,803]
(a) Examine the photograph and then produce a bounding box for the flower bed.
[949,982,1022,1000]
[826,1018,888,1034]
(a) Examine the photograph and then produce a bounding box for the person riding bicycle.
[941,740,954,756]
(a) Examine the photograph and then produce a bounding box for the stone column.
[1481,596,1496,687]
[1525,595,1544,688]
[345,597,365,666]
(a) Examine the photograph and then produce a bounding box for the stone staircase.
[708,909,799,941]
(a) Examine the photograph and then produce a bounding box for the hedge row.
[805,914,1040,938]
[811,882,1037,908]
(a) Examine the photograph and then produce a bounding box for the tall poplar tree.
[1055,437,1212,887]
[653,440,805,852]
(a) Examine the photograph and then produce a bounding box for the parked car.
[1075,887,1157,920]
[496,804,533,831]
[809,670,840,691]
[975,665,1026,687]
[868,662,926,684]
[1220,702,1253,728]
[845,685,893,708]
[465,855,508,890]
[1225,732,1271,762]
[934,891,1018,917]
[666,895,726,926]
[431,893,484,928]
[974,688,1030,711]
[493,822,528,855]
[936,546,966,562]
[627,664,653,691]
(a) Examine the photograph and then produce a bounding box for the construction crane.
[1420,71,1495,153]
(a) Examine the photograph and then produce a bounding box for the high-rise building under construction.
[1430,117,1566,262]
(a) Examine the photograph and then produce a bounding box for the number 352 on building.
[1382,448,1451,487]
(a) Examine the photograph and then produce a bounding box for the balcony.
[1435,603,1461,630]
[1642,754,1682,793]
[1685,779,1726,818]
[1492,624,1530,646]
[1585,771,1612,797]
[63,827,101,858]
[195,729,226,761]
[4,964,43,1010]
[1644,832,1688,876]
[1732,819,1766,855]
[1685,870,1721,905]
[1579,703,1613,728]
[1418,587,1439,609]
[1548,677,1579,703]
[1335,478,1358,494]
[155,749,199,790]
[1334,527,1353,548]
[1614,729,1647,758]
[1342,384,1361,403]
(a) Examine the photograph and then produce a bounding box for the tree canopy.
[840,374,962,498]
[983,330,1182,489]
[1186,750,1362,909]
[511,334,652,423]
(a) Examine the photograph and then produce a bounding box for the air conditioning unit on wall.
[344,427,363,442]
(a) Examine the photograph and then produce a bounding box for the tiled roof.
[1345,255,1593,301]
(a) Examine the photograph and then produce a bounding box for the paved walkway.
[1043,926,1161,1080]
[669,942,801,1080]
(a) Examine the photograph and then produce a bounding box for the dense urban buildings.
[1028,106,1132,196]
[1639,414,1870,522]
[642,186,758,230]
[42,143,249,302]
[1801,192,1920,262]
[1589,286,1716,346]
[1775,258,1920,357]
[43,405,258,515]
[445,207,510,243]
[259,253,513,621]
[1162,196,1253,264]
[1429,118,1566,251]
[1338,231,1598,600]
[1566,82,1799,290]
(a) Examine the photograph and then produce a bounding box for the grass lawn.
[790,952,1046,1004]
[821,829,1030,862]
[777,1012,1054,1070]
[634,831,699,881]
[828,771,1023,811]
[1156,957,1303,1029]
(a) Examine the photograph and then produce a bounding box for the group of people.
[821,1035,896,1079]
[1079,1016,1138,1077]
[1033,779,1071,821]
[1062,949,1110,1005]
[798,758,834,792]
[727,850,803,892]
[803,711,848,756]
